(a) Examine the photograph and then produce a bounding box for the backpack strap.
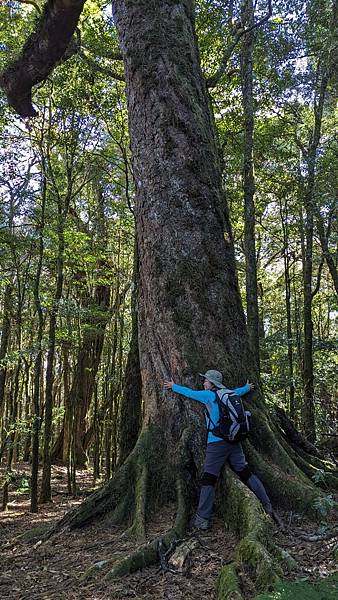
[205,390,223,432]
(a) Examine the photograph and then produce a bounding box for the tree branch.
[0,0,86,117]
[17,0,42,13]
[206,0,272,88]
[79,50,125,82]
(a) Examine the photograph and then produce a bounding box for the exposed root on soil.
[46,428,157,536]
[121,461,148,540]
[42,417,337,598]
[217,473,287,598]
[101,476,190,579]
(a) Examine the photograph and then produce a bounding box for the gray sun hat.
[199,369,226,389]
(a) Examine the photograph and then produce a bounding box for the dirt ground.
[0,464,337,600]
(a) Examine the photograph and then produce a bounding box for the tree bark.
[302,0,337,441]
[0,284,13,411]
[302,69,329,443]
[240,0,260,372]
[114,1,253,433]
[71,282,111,467]
[0,0,84,116]
[315,206,338,296]
[118,239,142,466]
[40,204,66,503]
[31,172,46,512]
[279,198,296,421]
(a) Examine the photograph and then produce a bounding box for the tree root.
[120,461,148,540]
[216,473,291,599]
[45,427,160,537]
[106,475,190,578]
[277,434,338,490]
[245,443,320,514]
[43,418,335,597]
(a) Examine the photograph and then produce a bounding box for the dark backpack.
[207,389,251,443]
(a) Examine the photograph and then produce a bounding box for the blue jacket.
[171,383,251,443]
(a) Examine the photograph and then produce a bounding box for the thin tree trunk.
[0,284,13,411]
[118,239,142,465]
[31,172,46,512]
[316,206,338,296]
[22,359,32,462]
[61,343,70,463]
[302,0,337,441]
[240,0,260,371]
[2,361,21,510]
[302,70,329,442]
[92,383,101,481]
[40,205,66,503]
[104,297,119,481]
[279,198,295,420]
[71,282,111,467]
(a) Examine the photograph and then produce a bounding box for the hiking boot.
[191,514,209,530]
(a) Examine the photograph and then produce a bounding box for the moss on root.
[217,473,282,598]
[244,443,320,515]
[106,539,159,578]
[253,573,338,600]
[235,537,281,592]
[45,410,335,598]
[277,436,338,490]
[103,431,192,579]
[216,563,244,600]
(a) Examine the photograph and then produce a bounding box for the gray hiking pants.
[197,440,272,520]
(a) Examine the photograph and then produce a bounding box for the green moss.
[106,527,180,579]
[17,523,52,542]
[253,574,338,599]
[334,545,338,561]
[218,473,282,594]
[235,538,281,592]
[269,545,297,573]
[106,539,159,578]
[244,443,319,515]
[216,563,243,599]
[219,472,270,541]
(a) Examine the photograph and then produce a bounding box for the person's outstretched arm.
[233,381,255,396]
[163,380,215,405]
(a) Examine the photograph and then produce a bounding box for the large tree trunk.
[51,0,337,531]
[70,282,111,467]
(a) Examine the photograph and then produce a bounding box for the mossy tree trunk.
[52,0,337,527]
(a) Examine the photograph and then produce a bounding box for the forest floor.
[0,463,337,600]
